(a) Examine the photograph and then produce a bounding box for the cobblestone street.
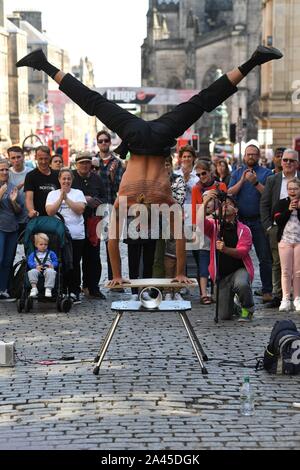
[0,246,300,450]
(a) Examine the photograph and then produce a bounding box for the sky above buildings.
[5,0,149,87]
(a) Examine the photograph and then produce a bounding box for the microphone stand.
[214,197,226,324]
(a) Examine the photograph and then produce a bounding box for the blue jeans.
[219,268,254,320]
[0,230,18,292]
[240,217,272,294]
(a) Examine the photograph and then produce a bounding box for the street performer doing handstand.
[16,45,283,286]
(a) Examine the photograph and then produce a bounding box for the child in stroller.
[27,232,58,298]
[16,216,73,313]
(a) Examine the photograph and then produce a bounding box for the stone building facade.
[6,17,31,144]
[0,0,10,150]
[259,0,300,150]
[141,0,262,154]
[11,10,71,106]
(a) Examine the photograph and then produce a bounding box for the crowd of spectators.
[0,136,299,318]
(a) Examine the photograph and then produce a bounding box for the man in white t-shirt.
[8,146,31,234]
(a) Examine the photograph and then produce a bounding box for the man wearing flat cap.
[72,151,107,299]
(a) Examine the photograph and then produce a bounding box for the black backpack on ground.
[263,319,300,374]
[8,258,28,299]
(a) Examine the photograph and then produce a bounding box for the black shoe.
[252,45,283,65]
[89,291,106,300]
[16,48,47,69]
[264,297,281,308]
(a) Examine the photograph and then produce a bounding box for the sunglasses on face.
[196,171,208,177]
[97,139,110,144]
[282,158,297,163]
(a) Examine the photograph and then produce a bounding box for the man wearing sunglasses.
[96,130,124,283]
[96,130,124,206]
[261,149,300,308]
[16,44,283,286]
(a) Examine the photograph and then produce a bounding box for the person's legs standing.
[105,241,113,280]
[0,231,18,294]
[142,240,157,278]
[199,249,211,302]
[68,239,84,298]
[278,240,293,310]
[293,243,300,307]
[247,219,272,297]
[152,239,166,278]
[267,225,282,302]
[82,239,102,295]
[128,243,142,295]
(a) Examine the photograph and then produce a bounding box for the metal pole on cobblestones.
[214,192,226,324]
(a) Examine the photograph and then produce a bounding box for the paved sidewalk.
[0,248,300,450]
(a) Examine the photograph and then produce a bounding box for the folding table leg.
[93,311,123,375]
[179,311,208,374]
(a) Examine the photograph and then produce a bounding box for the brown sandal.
[200,296,212,305]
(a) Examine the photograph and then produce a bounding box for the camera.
[216,189,227,202]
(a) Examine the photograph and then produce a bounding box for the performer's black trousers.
[59,73,237,153]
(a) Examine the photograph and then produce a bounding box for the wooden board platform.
[106,278,198,289]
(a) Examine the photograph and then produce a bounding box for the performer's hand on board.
[172,275,194,284]
[107,277,130,287]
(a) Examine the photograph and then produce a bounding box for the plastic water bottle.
[240,376,255,416]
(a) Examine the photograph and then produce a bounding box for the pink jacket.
[204,218,254,283]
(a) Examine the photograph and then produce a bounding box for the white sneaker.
[164,293,173,301]
[30,287,38,298]
[45,288,52,298]
[174,292,184,301]
[294,297,300,312]
[131,294,138,301]
[279,298,291,312]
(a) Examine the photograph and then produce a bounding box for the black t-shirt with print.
[24,168,59,215]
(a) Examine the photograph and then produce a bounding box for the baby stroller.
[16,216,73,313]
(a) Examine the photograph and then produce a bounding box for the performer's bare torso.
[115,154,175,208]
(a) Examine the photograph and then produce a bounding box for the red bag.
[86,216,101,247]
